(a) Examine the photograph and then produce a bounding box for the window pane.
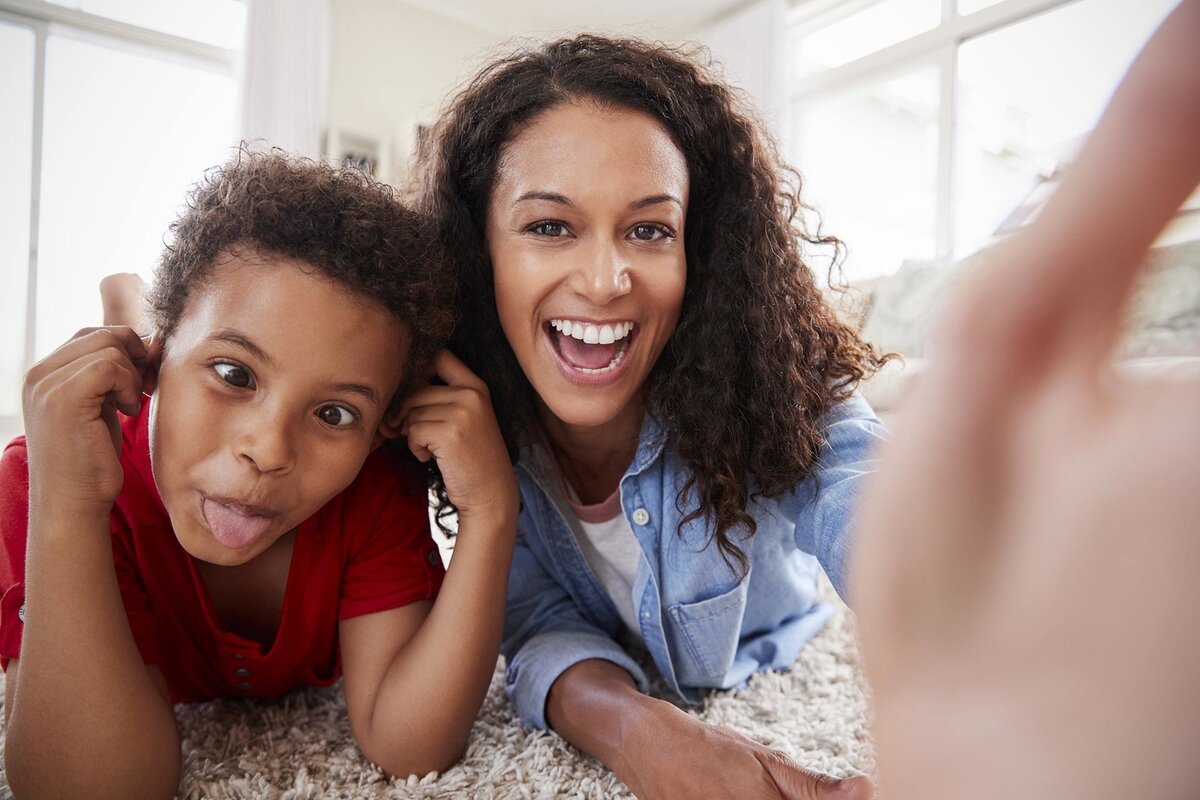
[44,0,246,49]
[794,65,940,281]
[36,33,237,358]
[796,0,941,78]
[0,22,35,418]
[954,0,1179,256]
[957,0,1002,14]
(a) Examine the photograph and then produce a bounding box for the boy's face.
[148,250,408,567]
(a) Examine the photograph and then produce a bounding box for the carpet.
[0,587,874,799]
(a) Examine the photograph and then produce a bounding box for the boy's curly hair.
[148,146,455,416]
[414,35,894,572]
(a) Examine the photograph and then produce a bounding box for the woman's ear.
[139,332,163,397]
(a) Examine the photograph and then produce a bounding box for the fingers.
[951,0,1200,375]
[29,327,148,383]
[431,349,488,392]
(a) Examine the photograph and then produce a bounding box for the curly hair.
[148,146,455,416]
[414,35,893,572]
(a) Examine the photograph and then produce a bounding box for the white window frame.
[0,0,239,438]
[788,0,1077,265]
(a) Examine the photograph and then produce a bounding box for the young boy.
[0,150,519,798]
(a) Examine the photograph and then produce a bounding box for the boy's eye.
[317,404,356,427]
[631,223,673,242]
[529,221,567,237]
[213,362,254,389]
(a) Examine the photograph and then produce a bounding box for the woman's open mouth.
[545,318,637,384]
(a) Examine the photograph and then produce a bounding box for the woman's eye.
[317,405,356,427]
[529,221,566,237]
[631,223,672,241]
[213,362,254,389]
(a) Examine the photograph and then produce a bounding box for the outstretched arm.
[851,3,1200,799]
[5,327,179,800]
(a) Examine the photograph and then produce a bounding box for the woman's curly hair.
[414,35,893,571]
[149,145,455,416]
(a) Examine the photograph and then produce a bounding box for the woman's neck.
[538,400,642,505]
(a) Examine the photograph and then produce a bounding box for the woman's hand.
[620,699,871,800]
[22,326,159,514]
[399,349,518,525]
[850,4,1200,799]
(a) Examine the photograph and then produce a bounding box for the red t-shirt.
[0,403,444,703]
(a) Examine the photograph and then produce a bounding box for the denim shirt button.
[632,508,650,526]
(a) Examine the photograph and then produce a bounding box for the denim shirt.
[500,394,887,730]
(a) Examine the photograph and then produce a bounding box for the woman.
[416,35,887,800]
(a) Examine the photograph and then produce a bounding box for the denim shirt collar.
[515,411,668,493]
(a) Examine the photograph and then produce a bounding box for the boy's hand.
[22,326,160,513]
[398,350,518,525]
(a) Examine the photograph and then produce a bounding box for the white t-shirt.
[559,480,643,641]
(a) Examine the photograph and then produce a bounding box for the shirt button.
[234,668,252,677]
[17,604,25,623]
[632,508,650,526]
[237,682,253,691]
[232,653,245,660]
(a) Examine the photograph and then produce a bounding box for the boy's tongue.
[203,498,274,550]
[557,330,617,370]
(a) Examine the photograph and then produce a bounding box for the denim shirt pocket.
[665,574,750,686]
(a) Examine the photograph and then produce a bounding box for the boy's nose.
[570,241,631,305]
[234,418,296,474]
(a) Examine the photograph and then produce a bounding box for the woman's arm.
[338,350,519,777]
[5,327,179,800]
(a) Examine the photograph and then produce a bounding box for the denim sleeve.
[502,528,649,730]
[783,393,888,603]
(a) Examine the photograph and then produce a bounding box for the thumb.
[761,753,873,800]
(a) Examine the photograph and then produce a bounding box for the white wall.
[326,0,501,184]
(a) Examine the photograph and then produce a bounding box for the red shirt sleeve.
[337,451,445,621]
[0,437,162,669]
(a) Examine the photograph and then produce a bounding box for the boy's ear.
[370,410,405,452]
[139,332,163,397]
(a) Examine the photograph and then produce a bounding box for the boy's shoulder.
[335,446,426,515]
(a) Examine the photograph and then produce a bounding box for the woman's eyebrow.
[629,193,682,210]
[512,190,573,207]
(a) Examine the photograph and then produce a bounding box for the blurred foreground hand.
[851,3,1200,800]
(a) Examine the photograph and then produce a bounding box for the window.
[0,1,243,439]
[789,0,1180,282]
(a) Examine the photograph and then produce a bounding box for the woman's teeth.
[549,319,634,345]
[549,318,635,374]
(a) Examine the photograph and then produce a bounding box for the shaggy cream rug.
[0,587,874,799]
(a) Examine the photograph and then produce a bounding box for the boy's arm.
[5,327,179,800]
[338,350,518,778]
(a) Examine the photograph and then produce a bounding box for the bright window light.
[44,0,246,49]
[954,0,1180,256]
[795,64,941,281]
[795,0,941,78]
[35,33,237,358]
[0,22,36,417]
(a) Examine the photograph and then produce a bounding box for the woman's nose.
[570,239,632,305]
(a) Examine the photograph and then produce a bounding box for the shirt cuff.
[505,629,650,730]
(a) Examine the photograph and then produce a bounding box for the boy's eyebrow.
[331,382,380,407]
[209,329,273,365]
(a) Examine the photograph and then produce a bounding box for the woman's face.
[486,102,689,433]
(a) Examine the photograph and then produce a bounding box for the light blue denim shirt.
[501,393,886,730]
